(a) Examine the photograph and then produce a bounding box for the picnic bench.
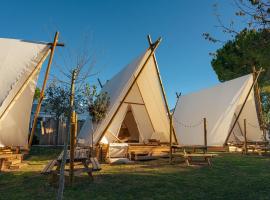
[172,145,217,166]
[179,152,216,166]
[229,141,270,155]
[42,148,101,179]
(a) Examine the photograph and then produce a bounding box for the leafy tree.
[82,84,110,150]
[34,87,41,100]
[85,85,110,123]
[44,82,70,145]
[211,29,270,126]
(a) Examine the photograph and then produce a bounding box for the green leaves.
[212,29,270,125]
[44,83,70,119]
[83,84,110,123]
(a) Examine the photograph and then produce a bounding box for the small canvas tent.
[0,38,54,148]
[78,38,174,147]
[173,74,264,147]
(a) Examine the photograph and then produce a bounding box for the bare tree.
[54,35,102,200]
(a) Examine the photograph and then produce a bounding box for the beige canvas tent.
[0,34,60,149]
[78,38,175,148]
[173,74,265,147]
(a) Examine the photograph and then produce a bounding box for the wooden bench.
[42,148,101,179]
[179,152,217,167]
[172,146,217,166]
[41,159,58,175]
[89,157,101,171]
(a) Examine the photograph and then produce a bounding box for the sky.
[0,0,240,108]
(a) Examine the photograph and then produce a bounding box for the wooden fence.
[35,118,84,145]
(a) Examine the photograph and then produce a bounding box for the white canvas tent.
[0,38,52,148]
[173,74,264,147]
[78,39,174,146]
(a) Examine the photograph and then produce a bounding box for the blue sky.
[0,0,240,108]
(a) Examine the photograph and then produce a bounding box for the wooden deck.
[97,143,170,162]
[0,148,24,171]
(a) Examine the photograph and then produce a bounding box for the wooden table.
[42,148,101,180]
[179,152,217,166]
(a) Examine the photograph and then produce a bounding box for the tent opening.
[118,106,140,143]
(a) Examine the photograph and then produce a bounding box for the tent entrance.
[118,106,140,143]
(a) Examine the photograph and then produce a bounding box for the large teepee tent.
[78,38,175,146]
[0,38,53,148]
[173,74,264,147]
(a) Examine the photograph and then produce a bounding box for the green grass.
[1,147,270,200]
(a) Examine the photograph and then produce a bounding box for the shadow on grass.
[24,146,62,161]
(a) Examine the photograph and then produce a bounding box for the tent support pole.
[224,68,263,146]
[252,67,266,140]
[97,38,162,144]
[244,119,247,155]
[147,35,178,144]
[234,113,244,136]
[28,32,59,149]
[169,93,181,164]
[204,118,207,152]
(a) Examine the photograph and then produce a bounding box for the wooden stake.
[203,118,207,152]
[28,32,59,149]
[224,68,263,145]
[244,119,247,155]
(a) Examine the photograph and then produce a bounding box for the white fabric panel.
[78,49,151,146]
[130,104,154,142]
[0,39,49,112]
[235,90,263,142]
[124,82,144,104]
[0,39,49,147]
[0,68,40,147]
[229,114,245,143]
[106,103,128,141]
[173,75,259,146]
[108,143,128,158]
[136,56,171,142]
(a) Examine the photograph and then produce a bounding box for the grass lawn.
[1,147,270,200]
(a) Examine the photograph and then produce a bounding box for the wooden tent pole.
[147,35,178,144]
[224,68,263,145]
[28,32,59,149]
[234,113,244,136]
[169,92,181,164]
[203,117,207,152]
[96,38,162,144]
[252,67,266,140]
[244,118,247,155]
